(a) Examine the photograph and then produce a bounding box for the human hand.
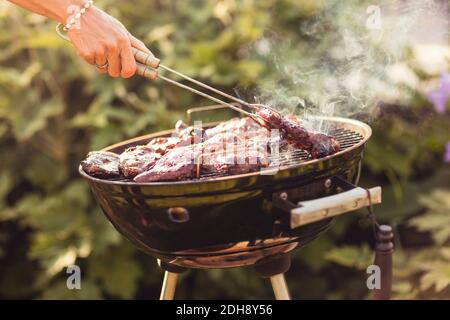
[67,6,157,78]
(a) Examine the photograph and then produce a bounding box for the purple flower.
[445,142,450,163]
[427,90,447,114]
[427,73,450,114]
[441,73,450,93]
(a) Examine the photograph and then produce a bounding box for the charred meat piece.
[149,119,206,154]
[309,132,341,158]
[279,117,312,150]
[81,151,120,178]
[205,118,241,136]
[227,150,270,175]
[202,150,270,175]
[135,132,269,182]
[146,137,180,155]
[134,146,201,182]
[202,132,243,154]
[136,133,241,183]
[256,107,284,128]
[205,117,263,137]
[246,130,285,154]
[256,107,340,158]
[176,125,207,147]
[119,146,161,178]
[175,120,188,134]
[204,120,273,153]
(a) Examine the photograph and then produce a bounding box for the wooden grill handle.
[290,186,382,229]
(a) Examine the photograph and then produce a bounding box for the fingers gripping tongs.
[56,23,269,123]
[132,48,270,123]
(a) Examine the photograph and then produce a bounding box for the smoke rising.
[245,0,450,132]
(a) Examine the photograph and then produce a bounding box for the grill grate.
[330,128,364,149]
[105,128,365,182]
[198,128,364,179]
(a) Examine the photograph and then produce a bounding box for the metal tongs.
[132,48,275,124]
[55,24,276,124]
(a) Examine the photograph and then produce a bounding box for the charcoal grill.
[79,105,393,300]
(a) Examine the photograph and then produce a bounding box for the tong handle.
[131,47,265,124]
[132,47,161,68]
[136,62,158,80]
[133,48,160,80]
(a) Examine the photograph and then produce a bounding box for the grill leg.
[254,254,292,300]
[270,273,291,300]
[157,260,188,300]
[160,271,178,300]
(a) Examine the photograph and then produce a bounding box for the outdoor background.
[0,0,449,299]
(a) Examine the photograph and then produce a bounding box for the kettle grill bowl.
[79,116,371,268]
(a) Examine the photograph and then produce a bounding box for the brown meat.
[202,150,270,175]
[134,146,201,182]
[205,117,263,137]
[176,125,206,147]
[85,109,340,183]
[256,106,340,157]
[202,132,243,154]
[119,146,161,178]
[81,151,120,178]
[309,132,341,158]
[175,120,188,134]
[145,120,205,156]
[135,133,270,182]
[146,137,180,155]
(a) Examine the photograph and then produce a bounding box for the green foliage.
[325,245,373,270]
[409,190,450,245]
[0,0,449,299]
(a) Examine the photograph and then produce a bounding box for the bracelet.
[62,0,94,31]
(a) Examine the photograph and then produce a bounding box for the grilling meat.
[309,132,341,158]
[82,110,340,181]
[81,151,120,178]
[256,107,340,157]
[147,137,180,155]
[135,144,270,182]
[205,117,263,137]
[202,132,243,154]
[145,121,206,155]
[175,120,188,133]
[176,125,207,147]
[134,146,201,182]
[119,146,161,178]
[135,131,270,182]
[202,150,270,175]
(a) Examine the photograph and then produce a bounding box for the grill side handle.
[289,186,381,229]
[272,180,381,229]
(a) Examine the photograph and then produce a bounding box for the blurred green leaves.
[88,244,142,299]
[409,190,450,246]
[325,245,373,270]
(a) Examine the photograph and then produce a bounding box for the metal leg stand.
[270,273,291,300]
[157,259,188,300]
[254,254,292,300]
[160,271,179,300]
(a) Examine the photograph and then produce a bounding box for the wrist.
[54,0,93,25]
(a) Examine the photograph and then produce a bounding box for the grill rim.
[79,116,371,187]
